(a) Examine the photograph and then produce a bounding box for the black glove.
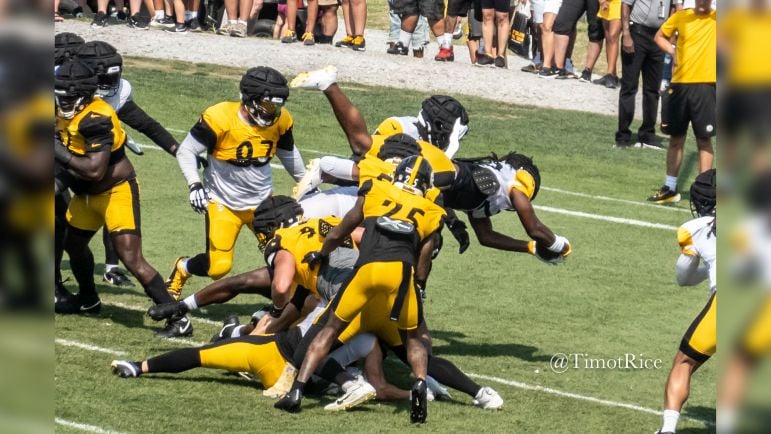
[415,279,427,300]
[302,251,326,270]
[269,304,285,318]
[448,219,470,254]
[196,155,209,169]
[54,143,73,167]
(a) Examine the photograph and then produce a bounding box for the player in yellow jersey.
[53,60,186,336]
[275,156,445,423]
[168,67,307,301]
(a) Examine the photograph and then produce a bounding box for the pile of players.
[54,32,574,422]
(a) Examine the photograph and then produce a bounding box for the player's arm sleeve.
[675,253,708,286]
[176,132,207,186]
[276,128,305,182]
[117,100,179,156]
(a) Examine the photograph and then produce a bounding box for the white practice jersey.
[102,79,133,112]
[469,162,529,219]
[735,215,771,289]
[203,158,273,210]
[299,186,359,219]
[678,216,717,291]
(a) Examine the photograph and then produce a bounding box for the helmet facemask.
[55,88,91,119]
[244,95,285,127]
[96,65,122,98]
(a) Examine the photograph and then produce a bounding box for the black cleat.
[155,316,193,338]
[111,360,142,377]
[410,379,428,423]
[103,269,136,287]
[386,41,408,55]
[274,389,303,413]
[55,293,101,314]
[147,301,188,321]
[55,279,74,304]
[210,314,240,343]
[91,11,108,27]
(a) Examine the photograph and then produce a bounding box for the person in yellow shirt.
[649,0,715,204]
[595,0,622,87]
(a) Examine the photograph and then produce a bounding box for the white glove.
[444,118,468,159]
[188,182,210,214]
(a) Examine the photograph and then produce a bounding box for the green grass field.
[55,58,714,433]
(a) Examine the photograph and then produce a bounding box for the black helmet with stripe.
[75,41,123,98]
[416,95,469,151]
[55,59,98,119]
[393,155,433,196]
[378,133,421,164]
[240,66,289,127]
[690,169,716,217]
[252,195,304,249]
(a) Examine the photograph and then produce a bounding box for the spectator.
[444,0,475,60]
[280,0,315,45]
[217,0,256,37]
[521,0,544,72]
[552,0,603,79]
[647,0,715,203]
[594,0,621,87]
[149,0,175,28]
[389,0,429,57]
[273,1,288,38]
[92,0,126,26]
[387,0,453,61]
[316,0,339,44]
[536,0,563,76]
[126,0,163,28]
[164,0,188,32]
[476,0,510,67]
[614,0,672,148]
[465,1,483,63]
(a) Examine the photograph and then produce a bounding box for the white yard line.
[534,205,678,231]
[540,186,690,213]
[55,417,126,434]
[55,338,127,356]
[466,373,713,427]
[105,301,221,327]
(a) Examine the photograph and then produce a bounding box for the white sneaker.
[425,375,452,400]
[263,363,297,398]
[289,65,338,91]
[324,376,376,411]
[291,158,322,200]
[473,386,503,410]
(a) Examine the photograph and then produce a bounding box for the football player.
[274,156,445,424]
[168,67,306,300]
[656,169,716,434]
[54,60,189,337]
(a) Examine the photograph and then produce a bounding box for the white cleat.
[291,158,323,200]
[289,65,338,91]
[473,386,503,410]
[426,375,452,401]
[324,376,377,411]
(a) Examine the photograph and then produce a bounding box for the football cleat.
[324,376,376,411]
[410,379,428,423]
[103,269,136,287]
[274,389,303,413]
[473,386,503,409]
[289,65,337,91]
[165,256,190,300]
[335,35,354,47]
[425,376,452,400]
[210,314,240,343]
[111,360,141,378]
[351,36,366,51]
[291,159,323,200]
[434,46,454,62]
[647,186,681,204]
[280,30,298,43]
[55,293,101,314]
[147,301,188,321]
[154,316,193,338]
[386,41,408,55]
[263,362,298,398]
[654,430,675,434]
[124,135,144,155]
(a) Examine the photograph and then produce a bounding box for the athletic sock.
[186,254,209,276]
[662,409,680,433]
[319,156,355,181]
[230,325,246,338]
[184,10,192,21]
[144,273,176,304]
[146,347,201,373]
[665,176,678,191]
[182,294,198,311]
[105,263,118,273]
[442,33,452,47]
[399,30,412,47]
[154,10,164,19]
[237,19,247,26]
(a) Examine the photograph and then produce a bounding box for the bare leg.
[285,0,297,33]
[111,233,175,304]
[553,33,570,68]
[482,8,494,56]
[321,5,338,36]
[340,0,352,36]
[665,134,686,178]
[664,351,704,411]
[604,19,621,76]
[584,40,602,71]
[351,0,366,35]
[697,137,714,173]
[541,13,557,68]
[239,0,254,20]
[495,11,509,60]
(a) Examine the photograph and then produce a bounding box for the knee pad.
[587,20,605,42]
[208,258,233,280]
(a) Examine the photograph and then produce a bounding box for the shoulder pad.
[319,219,354,248]
[263,235,282,268]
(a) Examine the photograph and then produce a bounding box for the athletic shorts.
[597,0,620,20]
[392,0,445,21]
[679,292,716,363]
[467,3,483,38]
[447,0,474,16]
[203,200,256,279]
[721,87,771,139]
[66,178,140,234]
[533,0,562,23]
[481,0,510,13]
[553,0,604,41]
[661,83,717,139]
[198,335,287,388]
[740,294,771,359]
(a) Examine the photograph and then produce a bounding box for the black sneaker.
[91,11,108,27]
[605,75,619,89]
[410,379,428,423]
[476,54,494,67]
[614,140,632,149]
[115,10,127,21]
[155,316,193,338]
[274,389,303,413]
[521,63,541,73]
[494,56,506,68]
[127,14,148,29]
[165,23,188,33]
[637,137,665,149]
[186,18,201,32]
[55,279,73,304]
[538,66,558,78]
[103,269,136,287]
[210,314,240,343]
[555,68,577,79]
[55,293,102,314]
[111,360,142,378]
[578,68,592,83]
[147,301,189,321]
[647,186,681,204]
[150,16,175,29]
[592,74,612,86]
[386,41,408,55]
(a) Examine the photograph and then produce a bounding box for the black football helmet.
[690,169,716,217]
[240,67,290,127]
[501,151,541,201]
[75,41,123,98]
[252,196,304,249]
[54,32,85,67]
[378,133,421,165]
[55,60,98,119]
[415,95,469,151]
[393,155,433,196]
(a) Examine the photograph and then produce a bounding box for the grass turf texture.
[55,58,714,433]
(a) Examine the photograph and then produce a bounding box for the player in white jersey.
[167,67,306,305]
[656,169,716,434]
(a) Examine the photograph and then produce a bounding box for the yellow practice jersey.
[265,217,354,296]
[660,10,716,84]
[356,179,446,266]
[190,101,294,165]
[57,97,126,157]
[372,116,420,139]
[365,134,456,189]
[721,10,771,86]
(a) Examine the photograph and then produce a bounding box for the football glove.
[415,279,427,300]
[188,182,210,214]
[302,251,326,270]
[447,219,470,254]
[528,237,572,265]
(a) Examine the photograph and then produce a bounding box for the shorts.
[316,247,358,304]
[447,0,474,16]
[661,83,717,139]
[392,0,445,21]
[597,0,620,20]
[721,87,771,139]
[66,178,140,234]
[679,292,716,363]
[204,200,256,279]
[533,0,562,23]
[480,0,510,13]
[553,0,604,41]
[198,335,287,389]
[467,3,483,38]
[740,295,771,359]
[318,0,339,5]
